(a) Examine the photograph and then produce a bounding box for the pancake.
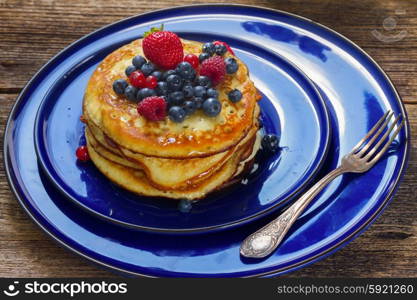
[83,38,260,158]
[86,128,261,200]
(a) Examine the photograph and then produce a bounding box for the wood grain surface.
[0,0,416,277]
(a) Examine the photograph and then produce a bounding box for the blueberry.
[202,42,216,55]
[193,97,204,109]
[166,74,183,91]
[168,106,186,123]
[132,55,146,68]
[206,88,219,99]
[163,69,177,80]
[215,44,227,56]
[112,79,128,95]
[182,85,194,98]
[140,62,155,76]
[196,76,211,89]
[225,57,239,74]
[199,52,210,62]
[176,62,196,80]
[183,100,197,115]
[151,71,163,81]
[178,199,192,213]
[156,81,169,96]
[228,89,242,103]
[125,65,137,77]
[193,85,206,98]
[202,98,222,117]
[168,91,184,106]
[262,134,280,153]
[124,85,138,101]
[137,88,156,101]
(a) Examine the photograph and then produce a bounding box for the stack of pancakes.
[83,38,261,200]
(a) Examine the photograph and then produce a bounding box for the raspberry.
[76,145,90,162]
[129,70,146,88]
[199,56,226,86]
[137,96,167,121]
[213,41,235,55]
[183,54,199,69]
[145,75,158,89]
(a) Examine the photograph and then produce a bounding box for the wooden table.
[0,0,416,277]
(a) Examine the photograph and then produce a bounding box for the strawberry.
[213,40,235,55]
[137,96,167,121]
[142,25,183,70]
[200,56,226,86]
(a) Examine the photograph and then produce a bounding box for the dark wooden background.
[0,0,416,277]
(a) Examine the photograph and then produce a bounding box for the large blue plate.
[33,35,330,232]
[4,4,409,277]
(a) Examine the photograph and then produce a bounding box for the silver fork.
[240,111,405,258]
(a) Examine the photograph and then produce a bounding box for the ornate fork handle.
[240,166,346,258]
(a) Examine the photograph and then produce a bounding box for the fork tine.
[367,117,405,166]
[364,114,401,161]
[356,112,394,157]
[351,111,391,154]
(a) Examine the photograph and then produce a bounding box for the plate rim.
[3,3,410,277]
[32,40,331,233]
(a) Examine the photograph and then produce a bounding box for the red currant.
[145,75,158,89]
[129,70,146,88]
[183,54,199,69]
[76,145,90,162]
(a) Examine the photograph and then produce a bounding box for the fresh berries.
[166,74,183,91]
[183,54,199,69]
[168,91,184,106]
[137,88,156,101]
[137,96,167,121]
[262,134,280,153]
[113,79,128,95]
[228,89,242,103]
[125,65,137,77]
[141,62,155,76]
[199,52,210,62]
[213,40,235,55]
[156,81,169,96]
[214,43,227,56]
[196,76,212,89]
[151,70,163,80]
[168,106,186,123]
[129,71,146,88]
[225,57,239,74]
[124,85,138,101]
[76,145,90,162]
[200,56,226,86]
[175,61,196,81]
[206,88,218,99]
[202,42,216,56]
[132,55,146,68]
[145,75,158,89]
[183,100,197,115]
[182,84,194,98]
[203,98,222,117]
[142,26,184,70]
[193,85,206,98]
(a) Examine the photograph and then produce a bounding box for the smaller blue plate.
[34,36,330,233]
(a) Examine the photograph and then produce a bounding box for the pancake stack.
[83,38,261,200]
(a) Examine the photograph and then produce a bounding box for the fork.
[240,111,405,258]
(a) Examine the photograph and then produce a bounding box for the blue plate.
[4,4,409,277]
[33,36,330,232]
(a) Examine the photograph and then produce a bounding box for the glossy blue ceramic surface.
[4,5,409,277]
[34,39,330,232]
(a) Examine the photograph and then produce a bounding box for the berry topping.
[213,40,235,55]
[166,74,183,91]
[137,96,167,121]
[206,88,219,99]
[145,75,158,89]
[202,42,216,56]
[175,61,196,80]
[129,70,146,88]
[163,69,177,80]
[228,89,242,103]
[200,56,226,86]
[262,134,280,153]
[182,84,194,98]
[112,79,128,95]
[202,97,222,117]
[125,65,137,77]
[140,62,155,76]
[76,145,90,162]
[142,25,184,70]
[168,91,184,106]
[183,54,199,69]
[196,75,212,89]
[151,70,163,80]
[168,106,186,123]
[193,97,204,109]
[199,52,210,63]
[225,57,239,74]
[183,100,197,115]
[137,88,156,101]
[214,43,227,56]
[124,85,138,101]
[132,55,146,68]
[193,85,206,98]
[155,81,169,96]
